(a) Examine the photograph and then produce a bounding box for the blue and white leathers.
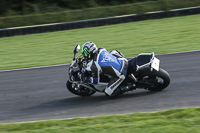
[86,48,128,96]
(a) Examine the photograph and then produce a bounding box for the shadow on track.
[21,90,161,113]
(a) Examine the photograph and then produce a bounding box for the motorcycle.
[66,45,170,97]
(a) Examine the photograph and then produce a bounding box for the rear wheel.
[138,68,170,91]
[66,80,96,96]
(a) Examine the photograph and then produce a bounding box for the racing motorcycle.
[66,45,170,97]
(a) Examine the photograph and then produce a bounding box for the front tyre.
[66,80,96,96]
[139,68,170,91]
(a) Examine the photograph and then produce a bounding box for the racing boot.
[120,84,136,93]
[108,84,135,98]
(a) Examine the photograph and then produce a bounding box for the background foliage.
[0,0,157,16]
[0,0,200,28]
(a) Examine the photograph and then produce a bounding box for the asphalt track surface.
[0,51,200,123]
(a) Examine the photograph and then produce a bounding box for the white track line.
[0,64,67,73]
[0,50,199,73]
[156,50,200,55]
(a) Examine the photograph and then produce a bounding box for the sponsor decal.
[101,53,114,63]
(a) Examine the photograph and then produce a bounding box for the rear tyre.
[139,68,170,91]
[66,80,96,96]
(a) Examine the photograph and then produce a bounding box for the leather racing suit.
[86,48,128,96]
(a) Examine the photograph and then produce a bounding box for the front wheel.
[66,80,96,96]
[138,68,170,91]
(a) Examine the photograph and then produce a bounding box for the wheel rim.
[71,83,94,95]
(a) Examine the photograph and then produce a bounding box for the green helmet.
[81,41,97,59]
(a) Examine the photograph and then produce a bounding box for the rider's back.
[95,48,125,77]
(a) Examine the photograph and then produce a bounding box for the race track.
[0,51,200,123]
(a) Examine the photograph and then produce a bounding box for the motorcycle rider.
[81,41,134,97]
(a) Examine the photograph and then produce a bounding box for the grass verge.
[0,14,200,70]
[0,107,200,133]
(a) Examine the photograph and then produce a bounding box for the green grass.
[0,14,200,70]
[1,107,200,133]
